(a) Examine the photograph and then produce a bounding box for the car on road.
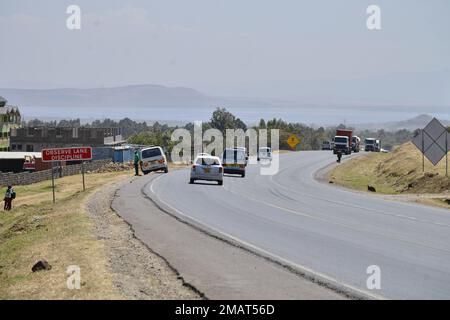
[257,147,272,161]
[140,146,168,174]
[190,155,223,185]
[222,148,246,177]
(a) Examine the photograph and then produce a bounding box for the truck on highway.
[375,139,381,152]
[351,136,361,153]
[22,154,51,172]
[364,138,379,152]
[333,129,352,155]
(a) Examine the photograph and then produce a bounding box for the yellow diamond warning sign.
[287,134,300,149]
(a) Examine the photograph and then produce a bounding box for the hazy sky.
[1,0,449,99]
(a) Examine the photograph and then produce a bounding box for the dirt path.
[86,177,201,300]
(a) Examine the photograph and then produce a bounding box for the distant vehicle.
[322,140,332,150]
[333,136,350,155]
[190,155,223,185]
[334,129,353,155]
[351,136,361,153]
[236,147,249,165]
[364,138,377,152]
[197,152,211,157]
[23,155,36,172]
[375,139,381,152]
[222,148,246,177]
[140,146,168,174]
[257,147,272,161]
[22,154,51,172]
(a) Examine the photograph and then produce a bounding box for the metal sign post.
[51,162,56,203]
[412,118,449,173]
[42,147,92,202]
[446,131,448,177]
[81,161,86,191]
[422,130,425,173]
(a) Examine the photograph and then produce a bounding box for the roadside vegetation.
[0,170,132,299]
[25,108,418,153]
[330,142,450,208]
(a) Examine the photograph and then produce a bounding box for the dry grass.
[0,169,133,299]
[331,142,450,194]
[330,142,450,208]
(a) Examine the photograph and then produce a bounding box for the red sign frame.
[41,147,93,162]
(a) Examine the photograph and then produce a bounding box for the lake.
[20,104,450,127]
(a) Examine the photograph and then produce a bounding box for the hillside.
[330,142,450,206]
[352,114,450,131]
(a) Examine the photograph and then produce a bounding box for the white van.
[222,148,246,177]
[257,147,272,161]
[140,146,168,174]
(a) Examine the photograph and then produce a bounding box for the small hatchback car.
[190,155,223,185]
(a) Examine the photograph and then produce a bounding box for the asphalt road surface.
[146,151,450,299]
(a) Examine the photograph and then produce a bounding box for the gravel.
[86,178,201,300]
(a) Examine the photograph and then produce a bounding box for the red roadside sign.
[42,147,93,162]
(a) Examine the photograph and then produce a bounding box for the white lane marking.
[269,157,450,228]
[222,181,450,254]
[148,175,385,300]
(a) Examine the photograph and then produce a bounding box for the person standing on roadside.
[4,185,15,211]
[134,150,141,176]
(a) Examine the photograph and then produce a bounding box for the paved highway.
[145,151,450,299]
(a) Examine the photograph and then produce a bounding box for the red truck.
[22,155,52,172]
[333,129,353,155]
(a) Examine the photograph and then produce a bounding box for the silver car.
[190,155,223,185]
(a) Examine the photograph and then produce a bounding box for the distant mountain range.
[1,85,449,129]
[0,84,223,108]
[352,114,450,131]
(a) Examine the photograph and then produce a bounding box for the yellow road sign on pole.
[287,134,300,150]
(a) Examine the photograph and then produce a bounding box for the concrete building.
[0,96,22,151]
[9,126,124,152]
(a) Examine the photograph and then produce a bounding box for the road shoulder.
[87,177,201,299]
[111,174,347,300]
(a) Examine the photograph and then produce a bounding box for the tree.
[259,119,266,129]
[209,107,247,132]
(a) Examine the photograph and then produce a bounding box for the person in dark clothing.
[134,150,141,176]
[336,150,342,163]
[4,186,15,211]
